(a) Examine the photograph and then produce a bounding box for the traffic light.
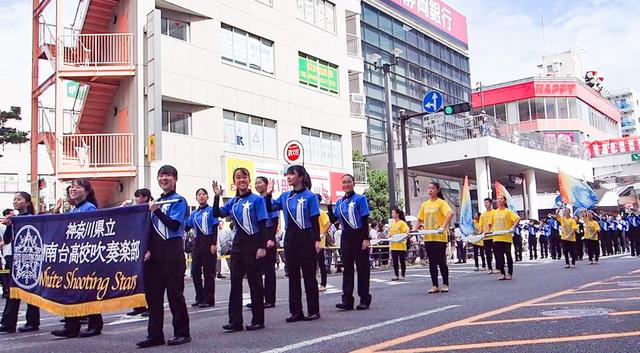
[443,102,471,115]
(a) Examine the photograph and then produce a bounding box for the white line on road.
[261,305,459,353]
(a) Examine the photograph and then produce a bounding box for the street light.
[370,48,403,212]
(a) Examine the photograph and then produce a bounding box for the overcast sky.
[1,0,638,128]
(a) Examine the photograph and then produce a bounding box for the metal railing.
[353,161,368,184]
[60,33,134,68]
[346,33,361,57]
[350,100,364,118]
[71,0,91,33]
[38,19,56,47]
[366,114,590,159]
[61,133,134,169]
[39,106,81,134]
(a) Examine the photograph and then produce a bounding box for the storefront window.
[518,99,531,122]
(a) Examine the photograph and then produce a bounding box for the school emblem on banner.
[12,225,44,290]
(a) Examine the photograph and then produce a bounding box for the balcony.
[59,133,136,178]
[350,93,365,118]
[353,161,368,184]
[346,33,361,57]
[58,33,135,77]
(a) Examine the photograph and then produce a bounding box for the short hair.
[2,208,13,217]
[158,165,178,178]
[484,198,493,203]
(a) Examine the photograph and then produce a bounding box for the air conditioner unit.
[351,93,365,104]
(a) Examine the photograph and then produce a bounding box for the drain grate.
[541,308,611,317]
[618,282,640,287]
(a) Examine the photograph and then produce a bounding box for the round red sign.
[287,144,301,161]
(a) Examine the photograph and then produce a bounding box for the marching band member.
[584,212,601,264]
[412,182,454,293]
[389,208,410,280]
[267,165,322,322]
[480,198,495,274]
[560,208,578,269]
[213,168,267,332]
[253,176,278,308]
[0,192,40,333]
[137,166,191,348]
[488,195,520,280]
[324,174,372,310]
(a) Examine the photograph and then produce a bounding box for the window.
[223,110,277,157]
[162,110,191,135]
[296,0,336,32]
[221,24,274,74]
[298,52,339,94]
[518,99,530,122]
[301,127,342,167]
[0,173,19,193]
[161,18,189,41]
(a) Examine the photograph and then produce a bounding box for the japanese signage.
[386,0,468,48]
[10,205,150,317]
[298,54,339,93]
[66,81,87,98]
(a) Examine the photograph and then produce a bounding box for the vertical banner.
[10,205,150,316]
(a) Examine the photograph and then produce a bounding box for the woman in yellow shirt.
[472,213,486,271]
[560,208,578,268]
[488,195,520,280]
[412,182,454,293]
[583,212,600,265]
[389,207,410,281]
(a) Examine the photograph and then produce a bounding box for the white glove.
[436,227,445,233]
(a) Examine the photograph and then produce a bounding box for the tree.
[0,109,29,157]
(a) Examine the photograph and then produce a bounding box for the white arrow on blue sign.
[423,91,444,113]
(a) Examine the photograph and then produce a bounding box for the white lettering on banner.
[65,218,117,239]
[429,0,441,25]
[404,0,416,8]
[441,7,452,30]
[417,0,428,15]
[44,239,140,264]
[393,0,455,35]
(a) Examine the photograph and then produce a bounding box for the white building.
[607,88,640,137]
[31,0,366,208]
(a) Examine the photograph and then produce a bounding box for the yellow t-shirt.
[584,220,600,241]
[479,209,495,240]
[318,210,330,247]
[472,220,483,246]
[489,208,519,243]
[417,198,452,243]
[560,217,578,242]
[389,220,410,251]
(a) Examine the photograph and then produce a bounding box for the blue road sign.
[423,91,444,113]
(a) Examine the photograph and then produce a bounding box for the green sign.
[306,58,318,86]
[298,55,338,94]
[298,57,308,83]
[328,66,338,93]
[318,63,329,90]
[66,81,86,98]
[632,153,640,162]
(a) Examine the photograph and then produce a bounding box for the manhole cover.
[618,282,640,287]
[541,308,611,317]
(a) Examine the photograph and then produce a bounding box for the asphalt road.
[2,252,640,353]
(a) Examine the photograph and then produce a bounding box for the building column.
[475,158,492,212]
[526,169,539,220]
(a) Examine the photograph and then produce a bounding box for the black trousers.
[528,237,538,259]
[341,246,371,306]
[576,235,584,259]
[285,246,320,316]
[0,256,10,297]
[425,242,448,287]
[483,239,494,270]
[64,314,102,333]
[539,237,549,258]
[550,234,562,259]
[1,292,40,329]
[586,239,600,262]
[612,231,621,254]
[513,237,523,261]
[602,232,613,256]
[391,250,406,277]
[229,250,264,326]
[316,249,328,287]
[146,260,190,340]
[492,241,513,275]
[263,247,277,304]
[630,232,640,256]
[191,253,216,305]
[561,240,576,265]
[472,245,485,269]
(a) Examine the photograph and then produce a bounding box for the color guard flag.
[558,171,598,210]
[495,181,516,212]
[459,176,475,237]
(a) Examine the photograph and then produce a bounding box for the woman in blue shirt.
[52,179,103,338]
[254,176,279,308]
[323,174,372,311]
[185,188,219,308]
[266,165,322,322]
[213,168,268,332]
[0,192,40,334]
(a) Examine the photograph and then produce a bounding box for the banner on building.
[10,205,150,317]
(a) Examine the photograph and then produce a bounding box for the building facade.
[607,88,639,137]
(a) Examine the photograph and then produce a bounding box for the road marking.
[574,287,640,294]
[378,331,640,352]
[527,297,640,306]
[261,305,459,353]
[466,315,578,326]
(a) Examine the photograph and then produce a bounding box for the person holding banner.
[185,188,219,308]
[213,168,268,332]
[137,166,191,348]
[52,179,104,338]
[472,213,486,272]
[479,198,495,274]
[126,188,153,317]
[324,174,372,310]
[560,208,578,268]
[584,212,601,264]
[388,208,410,280]
[251,176,278,308]
[488,195,520,281]
[266,165,322,322]
[0,192,40,333]
[412,182,454,293]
